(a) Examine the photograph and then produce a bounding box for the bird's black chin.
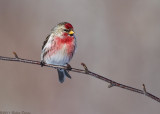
[69,34,74,36]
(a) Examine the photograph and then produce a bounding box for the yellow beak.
[69,30,74,35]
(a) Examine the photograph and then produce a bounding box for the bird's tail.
[57,69,71,83]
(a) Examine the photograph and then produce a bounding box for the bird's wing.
[41,34,56,61]
[42,34,50,50]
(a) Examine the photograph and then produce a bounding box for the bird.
[41,22,76,83]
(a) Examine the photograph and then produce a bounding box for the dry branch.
[0,53,160,103]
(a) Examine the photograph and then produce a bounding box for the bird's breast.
[57,36,74,44]
[51,37,75,56]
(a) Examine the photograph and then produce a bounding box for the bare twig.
[0,54,160,103]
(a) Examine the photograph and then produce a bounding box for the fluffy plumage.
[41,22,76,83]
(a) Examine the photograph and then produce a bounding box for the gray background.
[0,0,160,114]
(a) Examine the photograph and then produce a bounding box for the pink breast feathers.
[59,36,75,57]
[48,36,75,57]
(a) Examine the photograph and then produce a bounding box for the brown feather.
[42,34,50,50]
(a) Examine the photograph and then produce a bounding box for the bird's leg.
[66,63,72,71]
[40,61,45,67]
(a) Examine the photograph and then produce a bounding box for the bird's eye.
[64,29,69,32]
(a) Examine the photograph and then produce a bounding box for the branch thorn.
[142,84,147,95]
[81,63,89,74]
[13,52,19,58]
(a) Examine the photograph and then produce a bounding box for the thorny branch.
[0,53,160,103]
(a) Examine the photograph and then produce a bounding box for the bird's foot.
[66,63,72,70]
[40,61,45,67]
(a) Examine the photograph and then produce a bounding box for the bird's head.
[52,22,75,38]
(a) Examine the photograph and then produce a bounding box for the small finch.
[41,22,76,83]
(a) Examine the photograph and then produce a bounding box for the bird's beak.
[69,30,74,35]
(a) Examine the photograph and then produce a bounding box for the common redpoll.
[41,22,76,83]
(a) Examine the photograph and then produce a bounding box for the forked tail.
[57,69,71,83]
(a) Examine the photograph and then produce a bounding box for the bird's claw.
[66,63,72,70]
[40,61,45,67]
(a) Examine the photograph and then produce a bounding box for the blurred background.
[0,0,160,114]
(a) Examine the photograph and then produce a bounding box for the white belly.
[44,45,71,65]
